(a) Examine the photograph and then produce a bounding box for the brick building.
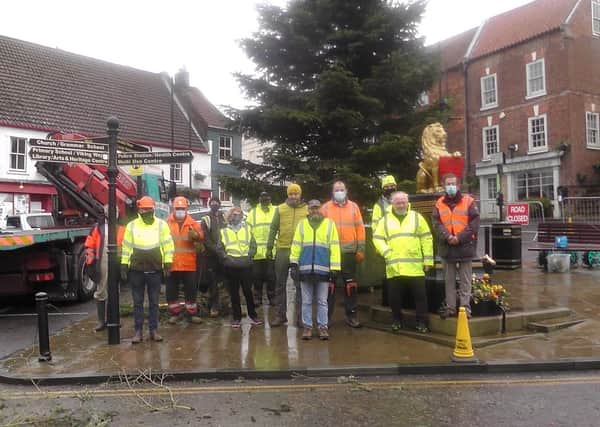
[427,0,600,218]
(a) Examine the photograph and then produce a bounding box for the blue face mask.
[445,185,458,196]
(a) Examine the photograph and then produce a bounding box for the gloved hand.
[120,264,129,282]
[164,263,172,280]
[290,263,299,282]
[423,265,433,273]
[189,229,200,241]
[330,270,340,283]
[355,252,365,263]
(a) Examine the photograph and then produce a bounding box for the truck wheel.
[77,246,96,301]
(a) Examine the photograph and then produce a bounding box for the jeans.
[301,277,329,328]
[129,270,162,332]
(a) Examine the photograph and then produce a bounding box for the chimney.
[174,67,190,88]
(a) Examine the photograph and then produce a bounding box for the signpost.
[117,150,193,166]
[29,147,109,165]
[506,203,529,225]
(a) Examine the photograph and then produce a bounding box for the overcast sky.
[2,0,531,110]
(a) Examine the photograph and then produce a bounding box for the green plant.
[526,196,553,218]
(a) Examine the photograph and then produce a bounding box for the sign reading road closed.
[506,203,529,225]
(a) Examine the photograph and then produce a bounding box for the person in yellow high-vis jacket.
[247,192,276,306]
[373,191,433,333]
[121,196,174,344]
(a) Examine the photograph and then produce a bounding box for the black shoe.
[415,323,429,334]
[345,315,361,328]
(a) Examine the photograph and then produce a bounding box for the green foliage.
[227,0,442,207]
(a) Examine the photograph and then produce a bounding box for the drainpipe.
[463,60,470,182]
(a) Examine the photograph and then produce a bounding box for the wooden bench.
[528,222,600,267]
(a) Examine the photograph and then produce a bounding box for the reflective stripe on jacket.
[121,216,174,270]
[167,213,204,271]
[435,194,474,236]
[321,200,365,254]
[289,218,341,276]
[373,206,433,278]
[247,204,275,260]
[221,224,252,257]
[371,197,390,230]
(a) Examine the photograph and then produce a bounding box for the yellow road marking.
[3,376,600,400]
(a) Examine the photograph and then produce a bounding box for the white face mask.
[333,190,346,202]
[174,210,186,220]
[445,185,458,196]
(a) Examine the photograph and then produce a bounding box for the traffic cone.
[450,307,479,363]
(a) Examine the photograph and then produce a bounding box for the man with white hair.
[373,191,433,333]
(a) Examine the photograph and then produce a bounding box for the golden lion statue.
[416,123,461,193]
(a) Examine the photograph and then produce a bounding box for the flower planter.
[471,300,502,317]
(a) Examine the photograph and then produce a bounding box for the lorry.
[0,134,170,302]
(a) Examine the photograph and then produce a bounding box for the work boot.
[149,331,163,342]
[318,327,329,340]
[249,317,264,326]
[345,313,361,328]
[94,301,106,332]
[209,308,220,318]
[415,322,429,334]
[391,322,403,333]
[439,305,456,320]
[168,313,182,324]
[131,330,142,344]
[188,314,203,324]
[302,327,313,340]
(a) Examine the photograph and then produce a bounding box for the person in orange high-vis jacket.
[84,213,125,332]
[166,196,204,324]
[321,180,365,328]
[432,173,480,319]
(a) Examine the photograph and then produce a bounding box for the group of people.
[84,172,479,344]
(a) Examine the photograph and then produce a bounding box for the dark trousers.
[225,267,257,322]
[197,254,222,311]
[129,270,162,332]
[328,253,358,320]
[273,248,301,320]
[388,276,428,325]
[166,271,197,312]
[252,259,275,304]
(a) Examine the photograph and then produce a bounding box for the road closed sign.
[506,203,529,225]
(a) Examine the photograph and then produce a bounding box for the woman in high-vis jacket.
[217,207,263,329]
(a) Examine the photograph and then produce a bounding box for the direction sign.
[29,147,108,165]
[30,138,108,153]
[506,202,529,225]
[117,150,193,166]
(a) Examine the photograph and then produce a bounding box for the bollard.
[35,292,52,362]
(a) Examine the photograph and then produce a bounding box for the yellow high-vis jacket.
[373,205,433,278]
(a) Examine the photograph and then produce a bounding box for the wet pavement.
[3,237,600,382]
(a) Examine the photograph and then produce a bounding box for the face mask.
[445,185,458,197]
[230,214,242,225]
[333,190,346,202]
[140,212,154,225]
[383,188,395,198]
[210,205,220,213]
[174,210,186,221]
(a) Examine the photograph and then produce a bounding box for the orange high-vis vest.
[84,224,125,264]
[321,200,365,253]
[167,213,204,271]
[435,194,474,236]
